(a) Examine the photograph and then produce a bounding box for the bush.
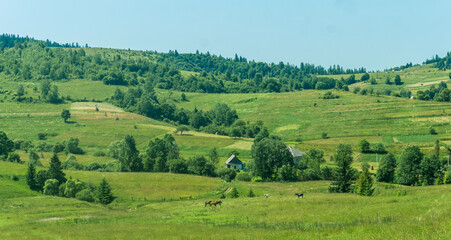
[86,162,105,171]
[12,175,19,181]
[168,158,188,174]
[37,133,47,140]
[230,187,239,198]
[76,189,95,202]
[62,155,85,170]
[7,152,21,163]
[216,167,237,182]
[321,166,334,180]
[93,151,106,157]
[247,188,255,197]
[429,128,437,135]
[43,179,60,196]
[236,172,252,182]
[251,177,263,182]
[65,137,84,154]
[321,133,328,139]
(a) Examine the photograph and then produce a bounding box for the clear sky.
[1,0,450,71]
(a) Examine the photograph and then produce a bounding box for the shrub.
[247,188,255,197]
[321,133,328,139]
[76,189,95,202]
[168,158,188,174]
[230,187,239,198]
[12,175,19,181]
[43,179,60,196]
[93,151,106,157]
[7,152,21,163]
[216,167,237,182]
[236,172,252,182]
[429,128,437,135]
[251,177,263,182]
[37,133,47,140]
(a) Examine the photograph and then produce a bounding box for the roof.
[288,146,304,158]
[225,155,243,165]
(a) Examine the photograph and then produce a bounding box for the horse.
[264,194,269,198]
[205,201,212,207]
[209,200,222,206]
[294,193,304,198]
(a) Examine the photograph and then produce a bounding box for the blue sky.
[1,0,450,71]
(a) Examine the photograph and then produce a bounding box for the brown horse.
[208,200,222,206]
[294,193,304,198]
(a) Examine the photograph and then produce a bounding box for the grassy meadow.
[1,163,450,239]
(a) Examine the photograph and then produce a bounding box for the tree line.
[0,35,368,95]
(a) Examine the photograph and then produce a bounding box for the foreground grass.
[0,170,449,239]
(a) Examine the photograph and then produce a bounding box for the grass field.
[0,161,450,239]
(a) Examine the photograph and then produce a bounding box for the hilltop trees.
[329,144,354,193]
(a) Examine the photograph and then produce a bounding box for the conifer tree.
[230,187,239,198]
[97,178,114,205]
[247,188,255,197]
[26,163,37,190]
[329,144,354,193]
[356,163,374,196]
[48,153,66,184]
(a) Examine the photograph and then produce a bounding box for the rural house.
[288,146,304,165]
[225,155,244,170]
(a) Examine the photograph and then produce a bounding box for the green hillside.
[1,35,451,239]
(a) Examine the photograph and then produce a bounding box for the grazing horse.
[264,194,269,198]
[208,200,222,206]
[205,201,212,207]
[294,193,304,198]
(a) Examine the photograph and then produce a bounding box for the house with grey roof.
[225,155,244,170]
[288,146,304,165]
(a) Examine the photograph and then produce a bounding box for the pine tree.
[97,178,114,205]
[230,187,239,198]
[26,163,37,190]
[247,188,255,197]
[434,140,440,158]
[356,163,374,196]
[329,144,354,193]
[48,153,66,184]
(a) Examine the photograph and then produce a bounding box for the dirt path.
[224,187,232,194]
[393,137,400,143]
[406,80,447,88]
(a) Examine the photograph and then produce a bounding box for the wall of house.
[226,163,243,170]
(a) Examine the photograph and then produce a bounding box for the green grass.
[0,167,450,239]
